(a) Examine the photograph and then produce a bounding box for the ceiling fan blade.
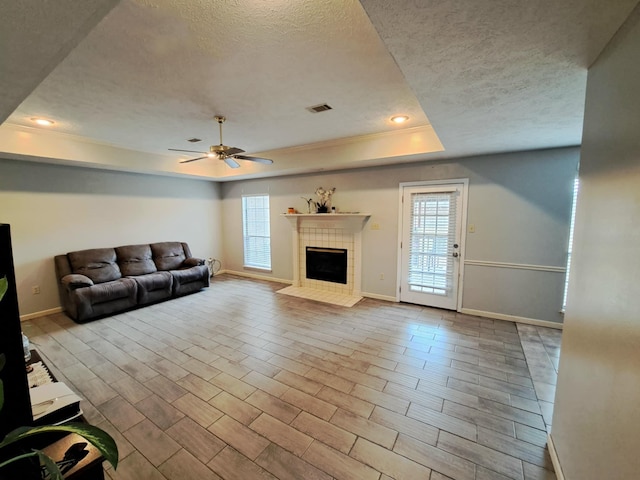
[224,157,241,168]
[169,148,207,154]
[233,154,274,165]
[225,147,245,156]
[179,156,208,164]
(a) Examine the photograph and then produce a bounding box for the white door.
[399,184,465,309]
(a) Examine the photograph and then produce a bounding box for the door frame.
[396,179,470,311]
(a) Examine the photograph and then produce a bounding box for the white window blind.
[242,195,271,270]
[562,177,579,311]
[408,191,457,295]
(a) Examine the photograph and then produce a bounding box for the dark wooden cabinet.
[0,224,32,438]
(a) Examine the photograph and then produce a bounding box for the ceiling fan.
[169,116,274,168]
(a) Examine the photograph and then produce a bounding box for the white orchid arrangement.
[314,187,335,209]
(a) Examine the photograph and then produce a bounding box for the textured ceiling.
[0,0,120,124]
[359,0,639,159]
[0,0,638,180]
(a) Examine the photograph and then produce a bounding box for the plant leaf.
[35,449,64,480]
[0,353,5,412]
[0,276,7,302]
[1,423,118,469]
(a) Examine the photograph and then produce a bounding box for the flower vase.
[316,205,329,213]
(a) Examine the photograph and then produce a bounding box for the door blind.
[408,191,458,295]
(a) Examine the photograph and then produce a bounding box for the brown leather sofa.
[54,242,209,322]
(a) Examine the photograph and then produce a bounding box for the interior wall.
[551,5,640,479]
[0,158,222,317]
[0,145,577,324]
[221,147,578,323]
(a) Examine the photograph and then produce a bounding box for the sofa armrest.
[61,274,94,290]
[183,257,204,267]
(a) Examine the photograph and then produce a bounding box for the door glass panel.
[408,193,456,295]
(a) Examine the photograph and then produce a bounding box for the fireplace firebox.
[306,247,348,284]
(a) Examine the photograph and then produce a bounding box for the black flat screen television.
[0,224,33,438]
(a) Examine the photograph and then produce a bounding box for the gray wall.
[0,159,222,316]
[551,5,640,479]
[0,142,577,324]
[221,147,578,323]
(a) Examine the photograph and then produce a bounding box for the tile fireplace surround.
[279,214,370,307]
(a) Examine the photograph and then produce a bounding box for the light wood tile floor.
[22,274,559,480]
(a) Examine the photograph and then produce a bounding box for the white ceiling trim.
[0,122,444,181]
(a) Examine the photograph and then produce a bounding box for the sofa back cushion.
[151,242,186,271]
[68,248,122,284]
[116,244,157,276]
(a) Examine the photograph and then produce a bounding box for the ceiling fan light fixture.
[390,115,409,124]
[31,117,55,126]
[169,115,273,167]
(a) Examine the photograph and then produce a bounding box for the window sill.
[244,266,272,273]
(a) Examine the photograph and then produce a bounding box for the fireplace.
[280,213,370,305]
[306,247,347,284]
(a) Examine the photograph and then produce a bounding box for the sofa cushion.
[132,271,173,292]
[85,278,136,304]
[116,244,157,276]
[171,265,210,296]
[68,248,121,284]
[151,242,186,271]
[73,278,138,321]
[131,271,173,305]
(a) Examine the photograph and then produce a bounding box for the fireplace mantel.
[281,213,371,217]
[282,213,371,232]
[281,213,371,299]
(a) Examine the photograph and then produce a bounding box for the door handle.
[452,252,459,258]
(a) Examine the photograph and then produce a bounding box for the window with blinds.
[242,194,271,270]
[408,192,457,295]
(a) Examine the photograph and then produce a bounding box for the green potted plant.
[0,276,118,479]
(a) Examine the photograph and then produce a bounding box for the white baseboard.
[460,308,563,330]
[20,306,63,322]
[361,292,397,302]
[221,269,292,285]
[547,433,565,480]
[220,272,397,303]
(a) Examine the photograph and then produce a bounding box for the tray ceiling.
[1,0,637,181]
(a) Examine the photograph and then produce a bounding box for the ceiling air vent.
[187,138,202,143]
[307,103,333,113]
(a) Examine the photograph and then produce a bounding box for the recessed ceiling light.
[390,115,409,124]
[31,117,55,126]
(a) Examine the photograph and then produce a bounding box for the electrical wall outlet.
[468,224,476,233]
[32,286,40,295]
[379,273,384,280]
[371,223,380,230]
